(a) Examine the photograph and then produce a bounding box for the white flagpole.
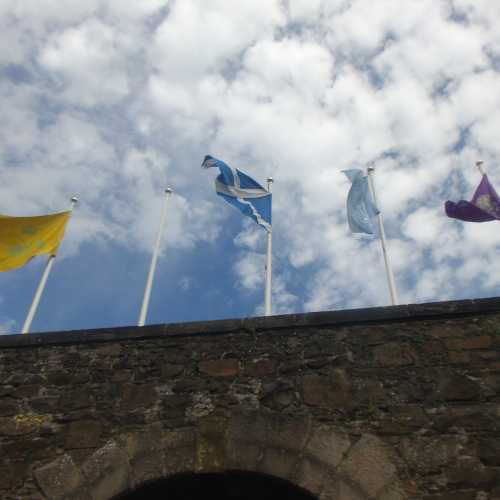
[476,160,485,175]
[366,167,399,306]
[264,177,273,316]
[138,187,172,327]
[22,196,78,334]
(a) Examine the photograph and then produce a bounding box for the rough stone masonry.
[1,297,500,499]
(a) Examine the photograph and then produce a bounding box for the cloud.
[2,0,500,332]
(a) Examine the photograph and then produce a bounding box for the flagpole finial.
[267,177,274,184]
[71,196,78,204]
[367,166,375,173]
[165,187,173,195]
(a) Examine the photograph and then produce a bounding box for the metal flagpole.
[476,160,485,176]
[264,177,273,316]
[22,196,78,334]
[366,167,399,306]
[138,187,172,327]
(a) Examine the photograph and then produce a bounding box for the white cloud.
[2,0,500,326]
[39,19,130,106]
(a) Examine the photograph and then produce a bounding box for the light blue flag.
[343,169,379,234]
[202,155,272,232]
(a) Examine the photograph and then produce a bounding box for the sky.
[1,0,500,334]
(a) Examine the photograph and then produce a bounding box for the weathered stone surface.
[446,336,492,350]
[304,425,350,468]
[338,434,397,498]
[198,358,240,377]
[0,461,28,490]
[434,374,480,401]
[120,384,157,411]
[34,454,90,500]
[162,429,196,474]
[478,437,500,466]
[446,457,499,488]
[294,457,328,496]
[400,435,465,473]
[196,418,227,472]
[244,359,276,377]
[65,420,102,449]
[373,342,418,366]
[2,298,500,499]
[265,414,311,452]
[115,428,164,487]
[321,478,365,500]
[0,397,20,417]
[258,447,298,481]
[81,440,130,500]
[302,369,351,409]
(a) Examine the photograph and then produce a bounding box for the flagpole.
[476,160,485,176]
[138,187,172,327]
[366,167,399,306]
[22,196,78,334]
[264,177,273,316]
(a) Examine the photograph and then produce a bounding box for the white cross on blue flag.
[202,155,272,232]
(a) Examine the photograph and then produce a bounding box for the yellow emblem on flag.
[0,211,71,272]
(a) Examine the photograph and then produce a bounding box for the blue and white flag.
[202,155,272,232]
[343,169,379,234]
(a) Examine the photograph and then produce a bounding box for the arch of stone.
[35,413,401,500]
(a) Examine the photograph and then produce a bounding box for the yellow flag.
[0,211,71,272]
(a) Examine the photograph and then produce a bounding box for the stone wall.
[1,298,500,499]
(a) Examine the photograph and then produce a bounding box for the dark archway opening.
[113,470,318,500]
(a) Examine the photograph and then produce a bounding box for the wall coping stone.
[1,296,500,349]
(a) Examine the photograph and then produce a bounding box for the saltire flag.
[343,169,379,234]
[202,155,271,232]
[445,174,500,222]
[0,211,71,272]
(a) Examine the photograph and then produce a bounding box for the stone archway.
[34,413,405,500]
[112,471,318,499]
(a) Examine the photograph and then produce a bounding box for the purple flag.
[445,175,500,222]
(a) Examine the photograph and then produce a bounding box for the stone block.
[294,457,328,496]
[162,429,196,475]
[196,418,228,472]
[0,397,20,417]
[423,493,477,500]
[302,370,352,409]
[449,351,471,364]
[265,414,311,452]
[446,457,499,488]
[258,447,298,481]
[434,374,480,401]
[81,440,131,500]
[244,359,276,377]
[0,461,28,490]
[373,342,418,366]
[226,413,268,445]
[65,420,102,449]
[34,454,90,500]
[321,478,365,500]
[446,336,492,350]
[161,363,184,378]
[400,435,465,473]
[479,437,500,466]
[120,384,157,411]
[225,441,262,471]
[304,425,350,468]
[338,434,396,498]
[59,389,91,411]
[116,429,164,488]
[198,359,240,377]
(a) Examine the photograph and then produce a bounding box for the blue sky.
[2,0,500,334]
